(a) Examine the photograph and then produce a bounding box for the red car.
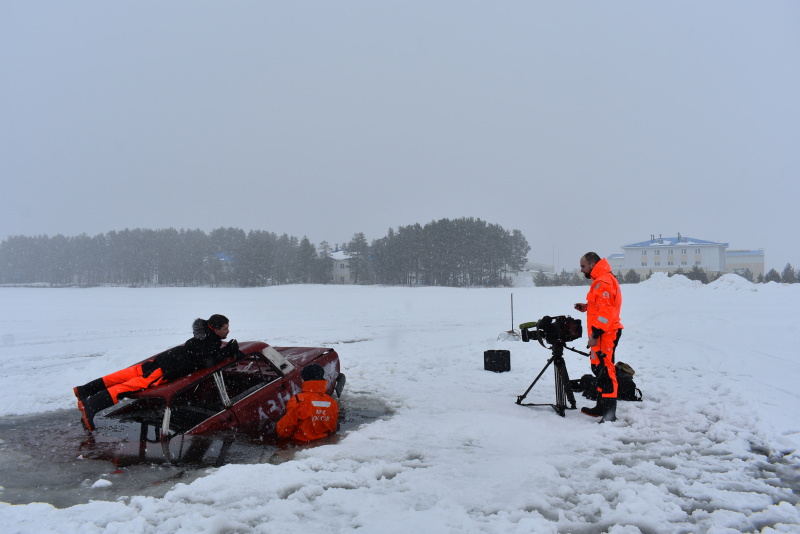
[105,341,345,442]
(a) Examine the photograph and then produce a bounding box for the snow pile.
[708,273,758,291]
[0,283,798,533]
[640,272,702,289]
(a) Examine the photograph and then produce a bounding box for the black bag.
[484,350,510,373]
[569,362,642,402]
[570,374,599,400]
[616,362,642,401]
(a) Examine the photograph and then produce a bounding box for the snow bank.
[0,284,798,533]
[640,272,702,289]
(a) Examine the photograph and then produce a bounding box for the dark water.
[0,391,391,508]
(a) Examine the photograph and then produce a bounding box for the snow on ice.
[0,273,798,533]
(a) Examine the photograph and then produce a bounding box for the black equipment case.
[484,350,511,373]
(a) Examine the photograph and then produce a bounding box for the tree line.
[0,218,530,288]
[531,263,800,287]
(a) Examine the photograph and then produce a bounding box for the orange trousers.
[101,363,164,403]
[590,329,621,399]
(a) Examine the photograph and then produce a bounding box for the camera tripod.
[515,341,589,417]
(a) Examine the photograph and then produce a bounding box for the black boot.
[599,398,617,423]
[78,389,114,431]
[581,401,603,417]
[581,393,603,417]
[73,378,106,402]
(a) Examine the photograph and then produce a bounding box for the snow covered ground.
[1,274,798,533]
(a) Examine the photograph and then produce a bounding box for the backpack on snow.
[615,362,643,402]
[569,361,642,402]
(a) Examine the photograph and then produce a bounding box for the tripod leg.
[553,363,567,416]
[555,358,577,409]
[516,357,555,404]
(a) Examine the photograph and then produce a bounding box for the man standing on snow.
[574,252,623,422]
[73,314,242,431]
[276,363,339,442]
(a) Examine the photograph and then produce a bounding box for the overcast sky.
[2,2,798,272]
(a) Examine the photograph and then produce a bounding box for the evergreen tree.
[764,268,781,283]
[294,237,318,284]
[781,263,797,284]
[533,271,550,287]
[315,241,334,284]
[623,269,641,284]
[346,232,371,284]
[687,265,709,284]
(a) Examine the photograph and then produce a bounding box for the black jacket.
[143,318,236,381]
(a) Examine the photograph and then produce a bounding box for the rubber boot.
[78,389,114,431]
[581,400,603,417]
[599,398,617,423]
[73,378,106,402]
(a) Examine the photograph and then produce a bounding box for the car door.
[220,352,300,437]
[168,373,233,436]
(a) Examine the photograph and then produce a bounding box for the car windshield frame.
[164,349,291,434]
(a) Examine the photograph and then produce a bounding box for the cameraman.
[574,252,623,422]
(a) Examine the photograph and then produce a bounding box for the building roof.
[330,250,349,261]
[622,235,729,248]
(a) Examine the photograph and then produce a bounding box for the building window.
[695,248,701,254]
[655,262,661,266]
[642,250,647,256]
[655,250,660,256]
[682,261,687,265]
[681,248,687,255]
[668,249,674,255]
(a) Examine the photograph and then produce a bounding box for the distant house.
[331,249,352,284]
[609,234,764,279]
[725,249,765,279]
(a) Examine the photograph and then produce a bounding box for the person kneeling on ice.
[72,314,243,431]
[276,363,339,443]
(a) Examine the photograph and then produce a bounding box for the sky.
[1,1,799,272]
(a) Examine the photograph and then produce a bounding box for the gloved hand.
[226,339,239,354]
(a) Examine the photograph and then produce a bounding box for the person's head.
[580,252,602,279]
[301,363,325,381]
[207,314,230,339]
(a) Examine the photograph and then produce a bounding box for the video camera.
[519,315,582,346]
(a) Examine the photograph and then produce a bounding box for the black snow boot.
[599,399,617,423]
[78,389,114,431]
[581,400,603,417]
[73,378,106,402]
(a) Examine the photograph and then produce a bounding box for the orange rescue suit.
[276,380,338,442]
[585,258,623,398]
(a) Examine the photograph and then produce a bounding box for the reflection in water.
[0,391,391,508]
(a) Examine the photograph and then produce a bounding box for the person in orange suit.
[574,252,623,422]
[276,363,339,442]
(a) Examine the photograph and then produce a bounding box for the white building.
[331,249,352,284]
[608,234,764,279]
[725,249,765,279]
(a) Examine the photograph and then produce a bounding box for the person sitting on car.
[72,314,242,431]
[276,363,339,443]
